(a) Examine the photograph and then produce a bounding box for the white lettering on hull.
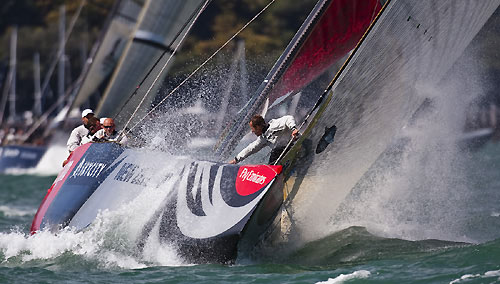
[239,168,266,185]
[70,158,106,179]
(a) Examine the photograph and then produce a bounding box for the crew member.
[66,109,94,153]
[229,115,299,165]
[93,118,128,146]
[80,116,102,145]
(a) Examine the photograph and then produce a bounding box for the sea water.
[1,6,499,282]
[0,140,498,283]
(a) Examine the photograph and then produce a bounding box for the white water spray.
[323,52,490,243]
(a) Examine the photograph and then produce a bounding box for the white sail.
[71,0,144,109]
[276,0,500,243]
[96,0,205,127]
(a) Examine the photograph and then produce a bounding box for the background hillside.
[0,0,317,117]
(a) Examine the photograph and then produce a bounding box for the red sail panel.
[268,0,381,105]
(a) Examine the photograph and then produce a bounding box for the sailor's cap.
[81,109,94,118]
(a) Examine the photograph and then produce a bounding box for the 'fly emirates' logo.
[239,168,266,185]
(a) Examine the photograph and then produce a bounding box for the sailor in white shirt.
[229,115,299,165]
[66,109,94,153]
[93,118,128,146]
[80,117,101,145]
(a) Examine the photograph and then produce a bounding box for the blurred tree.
[0,0,43,35]
[173,0,316,74]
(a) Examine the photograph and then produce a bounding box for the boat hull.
[0,145,47,173]
[31,142,281,263]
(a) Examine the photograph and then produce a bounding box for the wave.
[0,206,36,217]
[253,226,470,266]
[0,208,188,269]
[450,270,500,284]
[316,270,370,284]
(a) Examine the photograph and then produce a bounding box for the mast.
[96,0,206,127]
[239,41,249,103]
[69,0,143,112]
[19,0,90,143]
[33,53,42,117]
[57,5,66,113]
[38,0,86,110]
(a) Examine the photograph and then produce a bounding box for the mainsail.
[215,0,382,159]
[96,0,206,127]
[266,0,500,243]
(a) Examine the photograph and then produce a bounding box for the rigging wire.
[213,0,333,158]
[113,0,213,121]
[119,0,278,139]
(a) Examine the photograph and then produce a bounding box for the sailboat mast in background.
[33,53,42,117]
[57,5,66,114]
[7,26,17,124]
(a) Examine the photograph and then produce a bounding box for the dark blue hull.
[0,145,47,173]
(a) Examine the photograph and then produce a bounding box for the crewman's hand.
[62,152,73,167]
[229,159,237,164]
[292,129,300,139]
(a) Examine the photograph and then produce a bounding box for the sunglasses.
[103,125,114,128]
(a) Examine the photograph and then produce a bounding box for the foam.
[31,144,67,176]
[0,206,36,217]
[0,189,188,268]
[316,270,371,284]
[450,270,500,283]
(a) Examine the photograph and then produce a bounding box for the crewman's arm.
[67,128,81,152]
[283,115,297,130]
[231,137,267,164]
[282,115,299,138]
